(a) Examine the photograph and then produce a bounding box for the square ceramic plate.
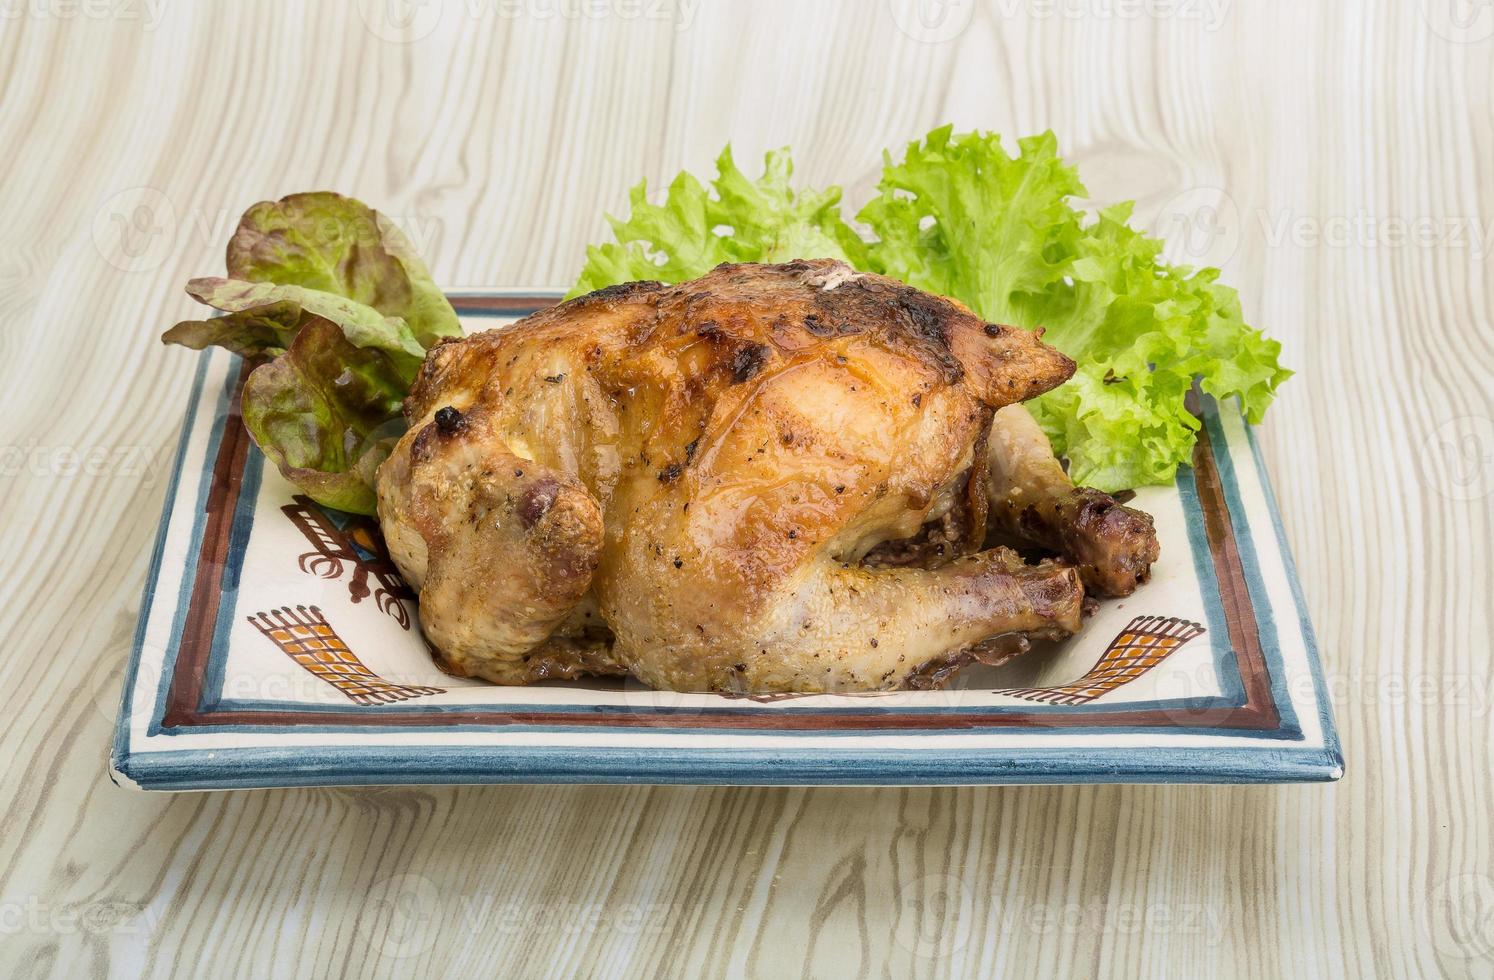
[110,290,1343,790]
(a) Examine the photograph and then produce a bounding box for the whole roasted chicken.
[377,260,1158,693]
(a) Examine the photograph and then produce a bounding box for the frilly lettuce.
[227,192,460,349]
[568,146,867,298]
[169,276,427,378]
[570,126,1291,491]
[860,128,1290,490]
[240,317,408,515]
[162,192,460,514]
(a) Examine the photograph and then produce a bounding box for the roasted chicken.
[376,260,1158,692]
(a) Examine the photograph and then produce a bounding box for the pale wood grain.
[0,1,1490,976]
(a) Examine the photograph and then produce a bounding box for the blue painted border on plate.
[139,357,239,739]
[109,351,215,779]
[1242,424,1344,773]
[113,293,1340,788]
[463,306,552,318]
[114,742,1342,789]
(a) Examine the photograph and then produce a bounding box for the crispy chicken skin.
[377,260,1088,692]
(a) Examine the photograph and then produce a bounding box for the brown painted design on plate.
[282,495,415,629]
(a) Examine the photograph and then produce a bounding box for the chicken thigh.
[377,260,1089,693]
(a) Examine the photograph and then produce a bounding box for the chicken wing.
[985,404,1160,596]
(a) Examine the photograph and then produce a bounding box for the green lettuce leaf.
[160,299,304,358]
[240,316,408,515]
[161,193,461,513]
[567,146,867,298]
[860,129,1290,490]
[182,277,427,380]
[858,128,1084,320]
[227,191,460,348]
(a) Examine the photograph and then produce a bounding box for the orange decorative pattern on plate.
[246,605,443,705]
[1000,616,1206,705]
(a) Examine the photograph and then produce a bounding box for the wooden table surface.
[2,2,1491,976]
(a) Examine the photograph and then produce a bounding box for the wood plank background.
[1,1,1491,975]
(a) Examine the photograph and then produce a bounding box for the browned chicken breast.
[377,260,1147,693]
